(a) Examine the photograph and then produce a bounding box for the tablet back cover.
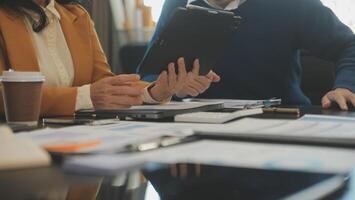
[139,6,241,75]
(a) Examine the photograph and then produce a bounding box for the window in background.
[321,0,355,32]
[143,0,165,23]
[143,0,355,31]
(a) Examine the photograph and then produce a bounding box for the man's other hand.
[322,88,355,110]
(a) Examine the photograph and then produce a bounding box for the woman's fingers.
[109,74,141,86]
[104,104,131,110]
[95,96,143,110]
[110,95,143,106]
[108,86,143,97]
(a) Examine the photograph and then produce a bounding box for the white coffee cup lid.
[0,71,45,82]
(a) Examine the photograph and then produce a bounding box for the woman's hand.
[90,74,144,109]
[175,59,220,98]
[149,58,221,102]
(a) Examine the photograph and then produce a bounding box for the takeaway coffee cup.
[0,71,45,126]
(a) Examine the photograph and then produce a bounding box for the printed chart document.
[0,126,51,170]
[194,118,355,147]
[300,114,355,123]
[18,121,217,154]
[64,140,355,175]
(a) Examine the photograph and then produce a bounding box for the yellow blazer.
[0,2,149,116]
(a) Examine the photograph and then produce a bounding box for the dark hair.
[0,0,80,32]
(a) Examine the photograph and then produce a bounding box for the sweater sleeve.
[297,0,355,93]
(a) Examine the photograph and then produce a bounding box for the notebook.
[0,126,51,170]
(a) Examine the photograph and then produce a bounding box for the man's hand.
[149,58,221,102]
[322,88,355,110]
[90,74,144,109]
[176,59,220,98]
[149,58,188,102]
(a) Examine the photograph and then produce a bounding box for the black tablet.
[139,5,241,76]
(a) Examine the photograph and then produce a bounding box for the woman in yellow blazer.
[0,0,220,116]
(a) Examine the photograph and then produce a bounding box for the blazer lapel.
[2,14,39,71]
[56,3,92,86]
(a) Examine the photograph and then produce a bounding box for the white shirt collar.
[187,0,245,10]
[44,0,61,20]
[26,0,61,21]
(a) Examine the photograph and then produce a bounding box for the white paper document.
[17,121,216,153]
[64,140,355,175]
[128,101,223,110]
[195,118,355,141]
[183,98,265,109]
[19,116,355,154]
[183,98,281,109]
[300,114,355,123]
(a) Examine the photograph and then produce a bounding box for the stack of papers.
[195,118,355,146]
[18,112,355,176]
[19,113,355,154]
[17,121,217,154]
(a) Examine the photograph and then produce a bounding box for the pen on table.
[125,135,197,153]
[263,107,301,116]
[263,98,282,107]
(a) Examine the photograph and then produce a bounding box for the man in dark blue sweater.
[138,0,355,110]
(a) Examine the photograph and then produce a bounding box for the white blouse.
[24,0,161,111]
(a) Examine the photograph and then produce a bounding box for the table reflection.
[94,163,345,200]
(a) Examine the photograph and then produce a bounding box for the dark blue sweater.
[138,0,355,105]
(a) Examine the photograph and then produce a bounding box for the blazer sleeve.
[0,29,7,115]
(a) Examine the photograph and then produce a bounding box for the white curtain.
[143,0,166,22]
